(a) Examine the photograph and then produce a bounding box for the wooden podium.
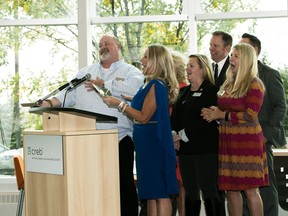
[23,107,120,216]
[273,148,288,212]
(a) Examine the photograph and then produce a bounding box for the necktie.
[214,63,218,82]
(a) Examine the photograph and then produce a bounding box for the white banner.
[25,135,63,175]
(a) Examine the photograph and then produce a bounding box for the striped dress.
[217,78,269,191]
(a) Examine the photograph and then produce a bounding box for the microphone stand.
[35,84,71,106]
[35,89,59,105]
[34,73,91,106]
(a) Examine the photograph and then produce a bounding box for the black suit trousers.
[119,136,138,216]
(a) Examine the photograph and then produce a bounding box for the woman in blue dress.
[103,44,179,216]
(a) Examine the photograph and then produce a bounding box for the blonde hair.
[171,51,188,84]
[220,43,264,98]
[145,44,179,104]
[189,54,214,84]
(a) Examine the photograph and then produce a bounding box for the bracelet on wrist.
[117,101,125,112]
[121,104,128,113]
[44,99,53,107]
[225,111,229,121]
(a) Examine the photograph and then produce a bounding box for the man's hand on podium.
[38,98,61,107]
[39,99,53,107]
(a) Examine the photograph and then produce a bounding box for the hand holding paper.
[92,83,112,97]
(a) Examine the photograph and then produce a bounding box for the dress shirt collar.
[214,55,229,73]
[98,59,125,70]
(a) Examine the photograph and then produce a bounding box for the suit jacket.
[214,56,230,88]
[258,61,287,147]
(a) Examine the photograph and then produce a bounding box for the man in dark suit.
[208,31,233,216]
[209,31,233,88]
[240,33,287,216]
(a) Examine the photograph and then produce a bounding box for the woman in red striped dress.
[201,43,269,216]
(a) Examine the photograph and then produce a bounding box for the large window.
[95,0,181,16]
[0,0,77,19]
[200,0,287,12]
[91,21,189,64]
[0,0,287,176]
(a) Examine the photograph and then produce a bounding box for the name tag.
[115,77,125,81]
[193,92,202,97]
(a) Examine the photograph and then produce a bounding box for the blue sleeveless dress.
[131,79,178,199]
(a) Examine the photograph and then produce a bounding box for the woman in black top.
[171,54,223,216]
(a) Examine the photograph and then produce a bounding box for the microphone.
[35,73,91,105]
[67,73,91,90]
[55,77,78,92]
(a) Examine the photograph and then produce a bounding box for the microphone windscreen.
[85,73,91,80]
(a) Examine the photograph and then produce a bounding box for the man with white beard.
[41,35,144,216]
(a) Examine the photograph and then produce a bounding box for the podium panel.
[28,107,117,131]
[24,130,120,216]
[273,149,288,212]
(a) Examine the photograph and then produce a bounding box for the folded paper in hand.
[92,83,112,97]
[178,129,189,142]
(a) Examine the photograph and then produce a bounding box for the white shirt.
[214,55,229,77]
[55,59,144,141]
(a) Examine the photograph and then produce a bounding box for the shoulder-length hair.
[220,43,264,98]
[171,51,188,84]
[188,54,214,84]
[145,44,179,104]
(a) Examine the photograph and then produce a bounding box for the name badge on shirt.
[193,92,202,97]
[115,77,125,81]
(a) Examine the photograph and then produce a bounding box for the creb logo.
[27,146,43,155]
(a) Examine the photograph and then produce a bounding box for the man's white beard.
[100,52,110,61]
